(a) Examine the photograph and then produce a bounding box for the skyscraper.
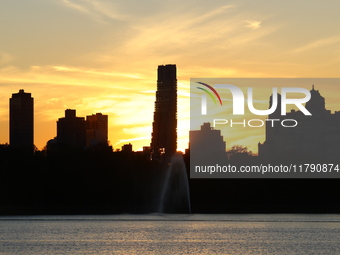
[57,109,86,149]
[151,64,177,162]
[10,89,34,151]
[86,113,108,146]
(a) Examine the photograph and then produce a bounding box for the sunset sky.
[1,0,340,152]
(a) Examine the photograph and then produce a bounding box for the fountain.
[159,153,191,213]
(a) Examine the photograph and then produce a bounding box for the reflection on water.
[0,214,340,254]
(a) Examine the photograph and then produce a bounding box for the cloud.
[124,5,237,51]
[0,65,145,92]
[139,90,156,94]
[244,20,261,30]
[292,35,340,53]
[115,4,275,75]
[52,66,142,79]
[60,0,127,23]
[113,136,151,147]
[61,0,89,15]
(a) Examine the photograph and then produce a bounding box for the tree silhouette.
[227,145,253,161]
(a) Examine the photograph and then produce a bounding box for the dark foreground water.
[0,214,340,254]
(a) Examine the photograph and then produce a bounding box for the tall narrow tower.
[151,64,177,162]
[10,89,34,151]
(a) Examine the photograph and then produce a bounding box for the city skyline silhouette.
[2,1,340,153]
[4,77,340,158]
[4,65,179,155]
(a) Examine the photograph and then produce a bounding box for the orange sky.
[1,1,340,152]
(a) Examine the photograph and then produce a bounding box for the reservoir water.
[1,214,339,254]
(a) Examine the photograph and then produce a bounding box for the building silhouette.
[57,109,86,149]
[150,64,177,162]
[189,122,227,164]
[9,89,34,151]
[258,86,340,161]
[122,143,133,153]
[86,113,108,146]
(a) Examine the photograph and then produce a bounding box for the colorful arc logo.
[196,82,223,106]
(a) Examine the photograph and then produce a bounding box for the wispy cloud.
[114,136,151,147]
[117,4,275,74]
[139,90,156,94]
[61,0,89,15]
[60,0,127,23]
[0,65,145,91]
[244,20,261,30]
[52,66,142,79]
[126,5,237,49]
[190,5,235,24]
[292,35,340,53]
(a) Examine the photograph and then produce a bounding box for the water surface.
[1,214,339,254]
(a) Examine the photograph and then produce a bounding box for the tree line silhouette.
[1,144,340,214]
